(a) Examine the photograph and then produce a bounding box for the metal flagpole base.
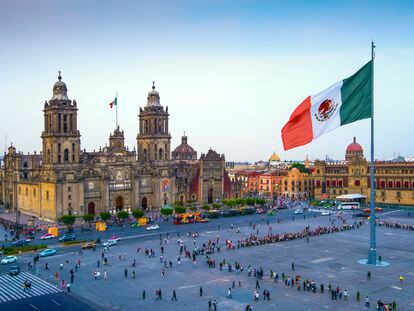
[367,249,377,265]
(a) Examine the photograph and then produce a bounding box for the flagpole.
[367,41,377,265]
[116,92,118,129]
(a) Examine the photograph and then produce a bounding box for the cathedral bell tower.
[137,82,171,164]
[41,72,81,168]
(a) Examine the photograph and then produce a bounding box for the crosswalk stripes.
[0,271,61,303]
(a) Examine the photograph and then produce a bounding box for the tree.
[212,202,220,209]
[100,211,111,221]
[201,204,211,211]
[61,215,76,230]
[255,198,266,206]
[116,211,129,220]
[160,208,173,217]
[189,206,197,212]
[132,209,144,219]
[291,162,310,173]
[82,214,94,222]
[174,206,186,214]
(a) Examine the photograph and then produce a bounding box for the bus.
[338,202,360,210]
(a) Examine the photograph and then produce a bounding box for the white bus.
[338,202,360,210]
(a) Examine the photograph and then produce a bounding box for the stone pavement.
[16,213,414,310]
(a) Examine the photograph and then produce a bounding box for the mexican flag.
[281,61,372,150]
[109,97,117,108]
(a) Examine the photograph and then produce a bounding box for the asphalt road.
[0,292,99,311]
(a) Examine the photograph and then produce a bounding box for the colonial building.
[0,74,239,221]
[313,137,414,207]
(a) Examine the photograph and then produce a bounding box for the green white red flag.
[281,61,372,150]
[109,97,117,108]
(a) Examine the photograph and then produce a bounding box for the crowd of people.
[377,220,414,231]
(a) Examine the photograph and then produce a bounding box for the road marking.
[391,286,402,290]
[51,299,60,306]
[310,257,335,264]
[30,304,40,310]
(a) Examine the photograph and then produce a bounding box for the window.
[396,191,401,198]
[143,149,147,161]
[33,189,36,197]
[380,181,385,188]
[68,195,71,200]
[70,114,73,131]
[159,148,163,160]
[316,180,321,187]
[332,180,336,187]
[354,180,360,186]
[326,180,330,187]
[26,188,28,196]
[64,149,69,162]
[381,191,385,197]
[387,181,393,188]
[58,113,62,131]
[63,114,68,132]
[68,187,71,192]
[46,191,49,200]
[338,180,343,187]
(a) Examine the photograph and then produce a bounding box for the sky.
[1,0,413,162]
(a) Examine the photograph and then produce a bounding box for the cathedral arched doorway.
[87,202,95,215]
[141,197,148,211]
[115,196,124,212]
[207,188,213,204]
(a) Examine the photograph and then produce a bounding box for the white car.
[1,255,17,265]
[146,224,159,230]
[103,240,118,248]
[294,210,303,214]
[321,211,330,216]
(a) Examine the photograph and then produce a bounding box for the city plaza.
[1,208,413,310]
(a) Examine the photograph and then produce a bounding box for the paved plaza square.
[10,211,413,311]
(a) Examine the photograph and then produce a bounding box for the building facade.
[313,137,414,207]
[0,74,239,221]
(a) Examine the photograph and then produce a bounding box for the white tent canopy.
[336,193,367,200]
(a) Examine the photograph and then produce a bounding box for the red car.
[108,235,121,242]
[40,233,54,240]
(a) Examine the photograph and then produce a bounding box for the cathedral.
[0,73,240,222]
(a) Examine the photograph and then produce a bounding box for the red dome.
[346,137,363,152]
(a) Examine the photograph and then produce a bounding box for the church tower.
[41,72,81,168]
[137,83,171,164]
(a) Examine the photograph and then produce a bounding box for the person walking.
[356,291,360,302]
[255,280,260,289]
[200,286,203,297]
[142,289,146,300]
[104,270,107,279]
[124,268,128,278]
[227,287,232,298]
[171,290,177,301]
[399,275,405,283]
[97,260,100,268]
[291,262,295,271]
[367,271,371,280]
[213,299,217,311]
[67,283,71,293]
[208,299,212,310]
[365,296,370,308]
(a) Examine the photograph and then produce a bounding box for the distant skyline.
[1,1,413,162]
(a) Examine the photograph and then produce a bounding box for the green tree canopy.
[290,162,310,173]
[82,214,94,222]
[174,206,187,214]
[100,211,111,221]
[61,215,76,227]
[116,211,129,220]
[201,204,211,211]
[132,209,144,219]
[161,208,173,216]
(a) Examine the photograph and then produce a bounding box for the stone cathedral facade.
[0,74,241,222]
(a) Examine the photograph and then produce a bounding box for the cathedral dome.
[346,137,363,152]
[269,152,281,162]
[50,71,70,101]
[172,134,197,160]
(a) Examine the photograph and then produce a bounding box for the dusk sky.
[1,0,413,162]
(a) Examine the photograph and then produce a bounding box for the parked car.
[59,235,76,242]
[81,241,96,249]
[102,240,118,248]
[9,265,20,276]
[40,233,55,240]
[146,224,160,230]
[1,255,17,265]
[294,210,303,214]
[39,249,57,257]
[321,211,330,216]
[12,239,30,247]
[108,236,121,242]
